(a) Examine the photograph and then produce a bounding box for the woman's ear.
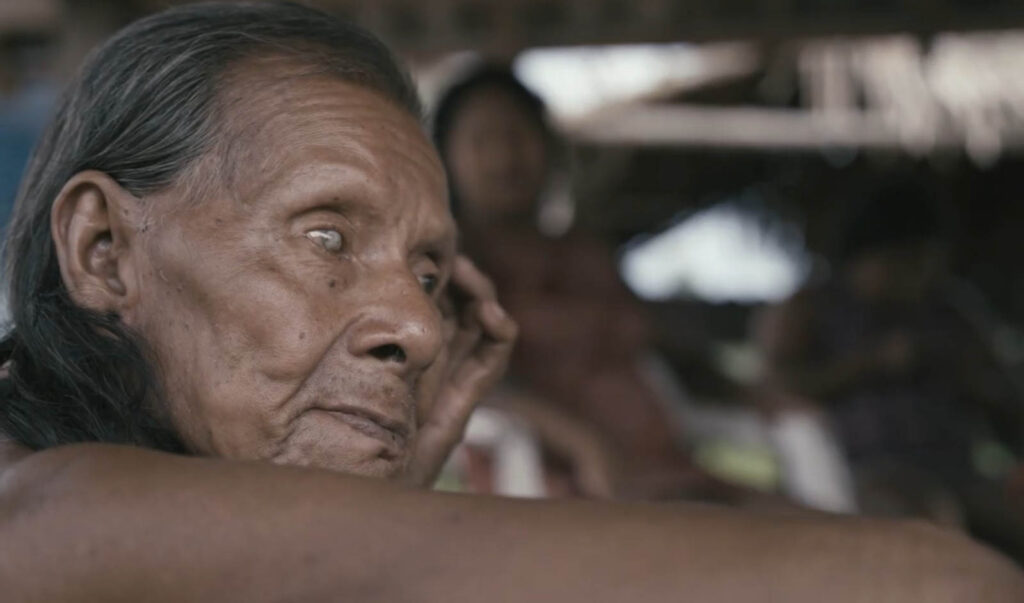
[51,170,142,315]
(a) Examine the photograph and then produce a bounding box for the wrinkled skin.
[107,75,514,481]
[3,66,1023,603]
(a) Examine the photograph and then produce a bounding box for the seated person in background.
[0,4,1021,600]
[433,65,741,500]
[757,179,1024,561]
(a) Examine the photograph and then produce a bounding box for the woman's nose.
[343,272,444,377]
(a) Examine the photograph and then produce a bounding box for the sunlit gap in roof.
[620,198,812,304]
[513,42,756,121]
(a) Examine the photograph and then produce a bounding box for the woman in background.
[434,65,748,501]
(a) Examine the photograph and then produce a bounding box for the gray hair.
[0,1,421,450]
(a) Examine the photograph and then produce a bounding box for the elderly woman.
[0,3,1021,601]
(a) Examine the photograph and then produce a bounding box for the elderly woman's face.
[126,78,456,478]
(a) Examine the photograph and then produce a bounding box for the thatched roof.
[558,32,1024,161]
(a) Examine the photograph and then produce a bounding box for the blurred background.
[4,0,1024,561]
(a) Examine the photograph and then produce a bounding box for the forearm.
[1,445,1021,603]
[1,445,426,602]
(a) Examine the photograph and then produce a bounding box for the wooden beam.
[565,104,1007,152]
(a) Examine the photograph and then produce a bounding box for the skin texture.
[50,73,516,485]
[2,440,1024,602]
[132,77,455,478]
[2,68,1023,601]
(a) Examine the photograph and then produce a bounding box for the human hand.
[404,256,518,487]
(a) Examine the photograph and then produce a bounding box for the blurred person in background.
[757,178,1024,560]
[433,65,756,502]
[2,4,1023,600]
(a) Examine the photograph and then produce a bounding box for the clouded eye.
[419,273,439,294]
[306,228,344,253]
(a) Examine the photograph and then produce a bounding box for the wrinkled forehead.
[197,58,450,222]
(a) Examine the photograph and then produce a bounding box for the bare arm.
[1,442,1021,603]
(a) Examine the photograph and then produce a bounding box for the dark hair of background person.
[0,1,421,451]
[431,64,554,218]
[836,176,952,263]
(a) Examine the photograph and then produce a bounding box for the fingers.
[452,256,515,343]
[445,254,517,390]
[444,256,514,375]
[450,255,497,305]
[442,304,516,407]
[405,258,517,487]
[478,297,517,345]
